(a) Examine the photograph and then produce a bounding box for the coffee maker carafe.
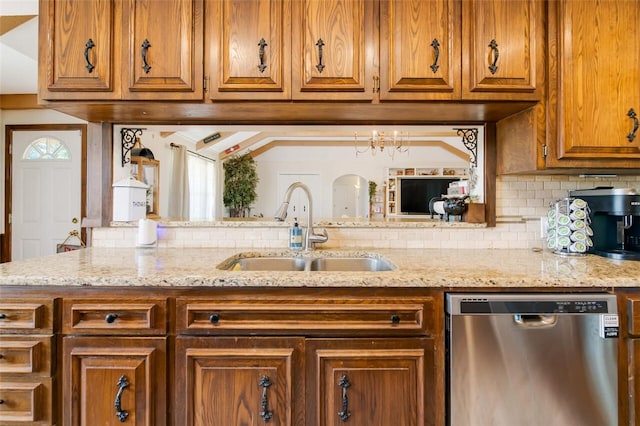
[569,188,640,260]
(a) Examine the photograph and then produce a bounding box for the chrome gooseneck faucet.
[274,182,328,251]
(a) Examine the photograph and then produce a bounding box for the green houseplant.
[223,153,259,217]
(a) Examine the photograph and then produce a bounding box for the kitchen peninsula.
[1,247,639,425]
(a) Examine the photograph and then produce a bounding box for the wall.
[92,174,640,250]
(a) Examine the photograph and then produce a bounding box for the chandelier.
[354,131,409,159]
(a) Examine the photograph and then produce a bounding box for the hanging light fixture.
[354,131,409,159]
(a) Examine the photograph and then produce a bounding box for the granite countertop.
[0,247,638,288]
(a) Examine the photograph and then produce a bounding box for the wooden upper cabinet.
[124,0,204,99]
[39,0,121,100]
[39,0,203,101]
[206,0,291,100]
[550,0,640,163]
[292,0,377,100]
[462,0,544,100]
[379,0,460,100]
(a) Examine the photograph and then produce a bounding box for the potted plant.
[368,180,378,218]
[223,153,259,217]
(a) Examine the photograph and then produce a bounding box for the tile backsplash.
[92,175,640,250]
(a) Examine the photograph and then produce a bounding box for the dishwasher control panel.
[458,299,611,314]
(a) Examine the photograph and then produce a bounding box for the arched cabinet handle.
[114,375,130,422]
[488,39,499,74]
[627,108,638,142]
[430,38,440,73]
[315,39,325,73]
[258,38,268,73]
[84,39,96,73]
[259,375,273,421]
[105,313,119,323]
[141,39,152,74]
[338,375,351,422]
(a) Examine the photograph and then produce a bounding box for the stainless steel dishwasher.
[446,293,619,426]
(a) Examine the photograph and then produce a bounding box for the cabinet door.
[206,0,291,100]
[123,0,203,99]
[550,0,640,163]
[306,338,436,426]
[379,0,460,100]
[462,0,544,100]
[62,336,166,426]
[39,0,121,100]
[292,0,376,100]
[631,339,640,426]
[175,337,304,426]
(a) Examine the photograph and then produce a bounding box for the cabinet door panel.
[631,339,640,426]
[176,337,304,426]
[63,337,166,426]
[462,0,542,100]
[292,0,375,100]
[124,0,203,99]
[554,0,640,160]
[306,338,435,426]
[379,0,460,100]
[207,0,291,100]
[40,0,120,99]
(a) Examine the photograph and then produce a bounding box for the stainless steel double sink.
[217,252,396,272]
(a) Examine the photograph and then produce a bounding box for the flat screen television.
[399,177,458,215]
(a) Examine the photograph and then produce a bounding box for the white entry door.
[11,130,82,260]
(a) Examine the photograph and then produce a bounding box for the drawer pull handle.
[105,313,119,324]
[430,38,440,73]
[209,314,220,324]
[0,354,4,359]
[628,108,638,142]
[0,399,4,404]
[488,39,499,74]
[84,38,95,73]
[315,39,325,73]
[338,375,351,422]
[258,38,268,73]
[390,314,400,324]
[0,313,6,320]
[259,375,273,421]
[141,39,152,74]
[114,375,130,422]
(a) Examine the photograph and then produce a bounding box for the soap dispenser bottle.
[290,219,303,251]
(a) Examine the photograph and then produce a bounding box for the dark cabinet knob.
[390,314,400,324]
[209,314,220,324]
[105,313,119,323]
[0,313,6,319]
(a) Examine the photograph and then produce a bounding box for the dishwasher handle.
[513,314,557,328]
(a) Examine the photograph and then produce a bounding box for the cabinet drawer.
[176,296,437,336]
[0,300,54,334]
[62,299,167,335]
[628,295,640,336]
[0,336,52,376]
[0,377,53,425]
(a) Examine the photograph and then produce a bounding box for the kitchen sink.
[218,253,396,272]
[309,257,395,271]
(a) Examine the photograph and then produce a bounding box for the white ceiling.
[0,0,38,94]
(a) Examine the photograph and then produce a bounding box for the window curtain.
[168,144,190,219]
[187,152,215,221]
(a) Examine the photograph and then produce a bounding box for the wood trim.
[0,94,42,110]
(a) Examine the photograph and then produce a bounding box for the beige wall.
[92,175,640,250]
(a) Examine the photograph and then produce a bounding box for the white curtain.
[168,144,190,219]
[187,152,215,221]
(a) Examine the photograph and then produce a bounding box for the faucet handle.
[309,228,328,244]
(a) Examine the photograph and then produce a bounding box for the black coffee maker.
[570,188,640,260]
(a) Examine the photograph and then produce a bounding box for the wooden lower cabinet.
[175,336,305,426]
[62,336,167,426]
[306,338,434,426]
[631,339,640,426]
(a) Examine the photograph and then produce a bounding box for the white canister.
[112,177,148,222]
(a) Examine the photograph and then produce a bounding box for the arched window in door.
[22,137,71,160]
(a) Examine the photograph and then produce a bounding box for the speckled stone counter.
[1,247,638,288]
